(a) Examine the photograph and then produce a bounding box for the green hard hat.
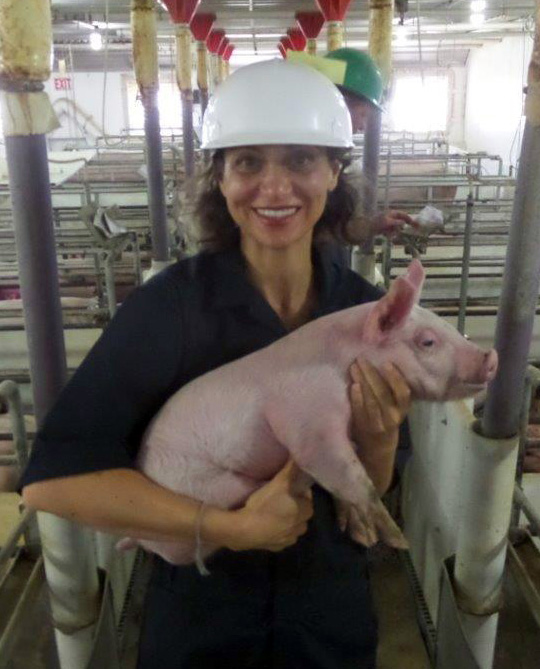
[325,48,384,110]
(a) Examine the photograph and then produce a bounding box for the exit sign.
[54,77,72,91]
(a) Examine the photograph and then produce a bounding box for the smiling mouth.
[253,207,300,220]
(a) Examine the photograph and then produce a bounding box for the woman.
[21,60,411,668]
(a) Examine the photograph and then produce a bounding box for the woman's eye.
[234,155,261,173]
[288,151,316,171]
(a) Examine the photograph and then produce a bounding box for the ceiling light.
[90,30,103,51]
[470,0,486,12]
[470,12,485,26]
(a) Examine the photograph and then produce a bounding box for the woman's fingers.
[380,362,412,414]
[350,360,412,434]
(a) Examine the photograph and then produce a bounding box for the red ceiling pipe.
[287,27,306,51]
[161,0,201,180]
[295,11,325,54]
[277,43,287,58]
[223,44,235,62]
[217,37,229,58]
[190,12,215,41]
[206,29,225,54]
[161,0,200,24]
[315,0,352,22]
[189,13,215,115]
[279,36,295,52]
[315,0,352,51]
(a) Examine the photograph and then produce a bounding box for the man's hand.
[372,210,418,239]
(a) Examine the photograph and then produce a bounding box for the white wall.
[45,72,128,140]
[465,34,533,172]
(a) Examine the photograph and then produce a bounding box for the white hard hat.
[201,59,353,150]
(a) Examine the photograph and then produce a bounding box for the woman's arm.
[22,460,313,553]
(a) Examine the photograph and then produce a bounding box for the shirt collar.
[210,243,346,314]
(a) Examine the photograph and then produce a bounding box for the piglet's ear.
[363,261,425,343]
[405,259,425,302]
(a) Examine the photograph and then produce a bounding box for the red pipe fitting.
[190,12,215,41]
[217,37,229,58]
[315,0,352,22]
[287,27,307,51]
[295,11,325,39]
[279,36,294,52]
[223,44,235,62]
[207,29,225,54]
[161,0,201,24]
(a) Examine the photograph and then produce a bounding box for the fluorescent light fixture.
[470,0,486,12]
[470,12,485,26]
[90,30,103,51]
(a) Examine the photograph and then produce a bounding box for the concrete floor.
[370,547,432,669]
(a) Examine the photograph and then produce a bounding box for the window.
[126,77,195,131]
[388,73,449,133]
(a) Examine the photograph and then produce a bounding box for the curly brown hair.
[193,148,369,252]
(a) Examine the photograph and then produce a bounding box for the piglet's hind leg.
[266,408,406,548]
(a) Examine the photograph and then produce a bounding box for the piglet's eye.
[422,339,435,348]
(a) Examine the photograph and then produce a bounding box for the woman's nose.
[259,163,293,196]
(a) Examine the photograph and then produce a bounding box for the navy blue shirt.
[21,244,394,669]
[21,244,384,488]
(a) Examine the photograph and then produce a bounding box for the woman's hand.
[350,360,411,440]
[226,459,314,553]
[349,360,412,494]
[372,210,418,239]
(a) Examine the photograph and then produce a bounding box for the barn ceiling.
[50,1,536,70]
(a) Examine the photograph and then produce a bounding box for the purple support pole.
[182,91,196,179]
[4,134,67,425]
[361,107,382,255]
[481,120,540,439]
[144,97,171,261]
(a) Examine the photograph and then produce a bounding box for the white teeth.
[256,207,297,218]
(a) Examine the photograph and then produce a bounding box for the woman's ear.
[328,160,341,192]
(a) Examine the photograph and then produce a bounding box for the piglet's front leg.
[265,405,406,549]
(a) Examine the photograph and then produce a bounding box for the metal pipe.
[0,380,29,471]
[4,134,68,424]
[197,40,209,115]
[360,107,382,275]
[358,0,393,278]
[514,485,540,537]
[131,0,171,263]
[327,21,343,51]
[0,380,39,551]
[176,23,196,180]
[453,423,519,667]
[457,193,474,334]
[367,0,394,85]
[481,2,540,439]
[143,100,171,261]
[0,3,101,665]
[103,252,118,318]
